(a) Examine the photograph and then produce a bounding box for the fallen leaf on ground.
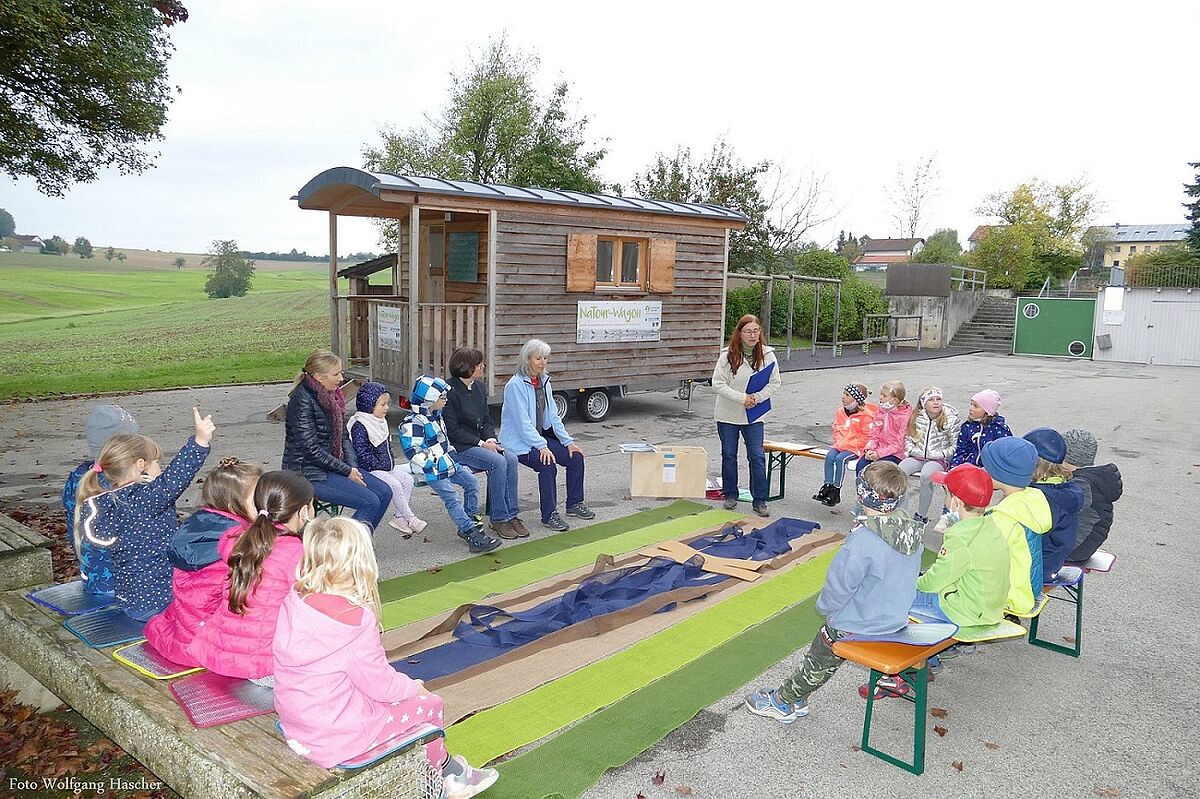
[934,725,947,737]
[636,793,647,799]
[489,565,500,571]
[931,707,948,718]
[1063,636,1076,644]
[422,536,431,543]
[426,566,442,574]
[676,787,693,795]
[985,741,1000,750]
[652,770,666,786]
[1094,788,1120,797]
[851,745,861,751]
[951,760,964,771]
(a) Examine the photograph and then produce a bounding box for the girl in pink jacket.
[185,470,311,680]
[855,380,913,474]
[144,458,261,665]
[274,517,498,798]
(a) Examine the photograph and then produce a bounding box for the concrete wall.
[888,291,987,347]
[1093,287,1200,366]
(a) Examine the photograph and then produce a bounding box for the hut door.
[421,224,446,303]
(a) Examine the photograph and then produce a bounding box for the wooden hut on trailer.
[293,168,747,421]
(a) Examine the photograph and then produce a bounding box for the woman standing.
[711,315,781,517]
[500,339,593,532]
[282,350,392,530]
[443,347,527,539]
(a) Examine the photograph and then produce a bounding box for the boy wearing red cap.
[911,464,1010,634]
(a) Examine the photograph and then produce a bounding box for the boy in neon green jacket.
[980,437,1052,615]
[912,464,1009,634]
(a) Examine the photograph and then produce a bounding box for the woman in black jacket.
[282,350,392,529]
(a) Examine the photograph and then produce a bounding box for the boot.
[812,484,833,503]
[824,486,841,507]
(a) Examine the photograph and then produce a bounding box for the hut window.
[596,237,647,289]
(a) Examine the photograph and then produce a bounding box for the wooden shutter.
[566,233,597,292]
[648,237,676,293]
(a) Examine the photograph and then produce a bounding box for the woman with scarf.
[282,351,392,530]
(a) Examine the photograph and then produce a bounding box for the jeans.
[427,468,479,533]
[369,467,416,520]
[910,590,954,623]
[897,457,947,517]
[717,421,766,504]
[516,437,585,522]
[823,448,858,487]
[777,625,848,705]
[314,470,393,529]
[454,446,520,522]
[853,453,902,476]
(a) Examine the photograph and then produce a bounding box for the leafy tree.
[116,252,127,262]
[0,208,13,239]
[968,225,1034,289]
[42,235,69,255]
[364,36,605,196]
[174,256,186,269]
[104,246,116,261]
[73,236,93,258]
[0,1,188,195]
[1184,162,1200,255]
[841,239,863,264]
[202,240,255,298]
[916,228,964,264]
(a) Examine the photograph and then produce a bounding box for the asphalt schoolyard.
[0,352,1195,798]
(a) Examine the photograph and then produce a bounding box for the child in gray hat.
[62,405,139,554]
[1061,429,1123,565]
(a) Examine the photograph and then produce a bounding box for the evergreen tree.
[1184,162,1200,255]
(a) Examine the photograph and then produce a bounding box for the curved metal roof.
[294,167,748,224]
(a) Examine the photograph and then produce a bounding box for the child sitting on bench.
[980,437,1051,615]
[745,462,924,722]
[63,404,139,559]
[1060,429,1123,566]
[812,383,875,508]
[1023,428,1085,582]
[274,517,498,798]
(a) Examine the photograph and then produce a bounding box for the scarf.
[305,375,345,460]
[346,411,390,447]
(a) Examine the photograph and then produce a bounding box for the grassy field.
[0,250,332,400]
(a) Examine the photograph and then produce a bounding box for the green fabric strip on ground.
[377,500,709,604]
[381,508,741,630]
[445,548,836,765]
[487,593,826,799]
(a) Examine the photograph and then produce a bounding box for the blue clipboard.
[745,362,775,423]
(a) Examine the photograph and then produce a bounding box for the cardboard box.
[629,446,708,498]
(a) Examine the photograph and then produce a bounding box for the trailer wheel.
[552,392,570,421]
[677,383,692,400]
[576,389,611,422]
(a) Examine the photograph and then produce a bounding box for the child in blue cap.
[981,437,1051,614]
[1023,428,1085,582]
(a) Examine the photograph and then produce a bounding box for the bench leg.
[859,665,929,775]
[765,452,789,502]
[1028,580,1083,658]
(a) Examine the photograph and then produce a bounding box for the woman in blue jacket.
[500,339,593,532]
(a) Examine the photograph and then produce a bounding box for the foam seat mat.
[169,671,275,728]
[1082,550,1116,572]
[950,620,1027,643]
[844,622,959,646]
[1046,565,1084,587]
[275,720,443,768]
[112,641,203,680]
[28,581,118,616]
[64,606,146,648]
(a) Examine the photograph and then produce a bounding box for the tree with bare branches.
[886,154,939,238]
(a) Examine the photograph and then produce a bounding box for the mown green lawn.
[0,252,333,399]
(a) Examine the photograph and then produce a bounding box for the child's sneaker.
[933,513,955,534]
[913,512,930,526]
[927,655,943,677]
[857,674,911,700]
[388,517,413,533]
[407,516,428,534]
[744,688,806,724]
[938,643,976,660]
[565,503,595,519]
[458,525,501,554]
[444,754,499,799]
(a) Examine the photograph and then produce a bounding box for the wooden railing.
[417,303,487,378]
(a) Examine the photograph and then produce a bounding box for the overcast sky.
[4,0,1197,256]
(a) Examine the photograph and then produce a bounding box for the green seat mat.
[378,500,709,604]
[446,548,836,765]
[381,508,740,630]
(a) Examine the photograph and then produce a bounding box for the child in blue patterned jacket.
[399,376,500,555]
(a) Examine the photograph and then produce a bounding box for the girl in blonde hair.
[898,386,960,524]
[76,408,214,618]
[855,380,911,475]
[273,517,499,797]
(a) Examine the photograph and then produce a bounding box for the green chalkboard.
[447,232,479,282]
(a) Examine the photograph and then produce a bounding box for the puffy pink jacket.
[144,510,249,666]
[273,590,422,769]
[185,529,303,679]
[866,402,913,460]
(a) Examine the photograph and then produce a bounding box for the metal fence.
[1124,262,1200,288]
[950,265,987,292]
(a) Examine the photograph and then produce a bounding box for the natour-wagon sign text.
[576,300,662,343]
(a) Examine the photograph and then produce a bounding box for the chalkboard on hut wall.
[447,232,480,282]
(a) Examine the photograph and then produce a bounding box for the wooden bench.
[1025,550,1114,658]
[762,441,852,502]
[0,585,437,799]
[831,637,955,775]
[316,467,492,519]
[0,512,53,591]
